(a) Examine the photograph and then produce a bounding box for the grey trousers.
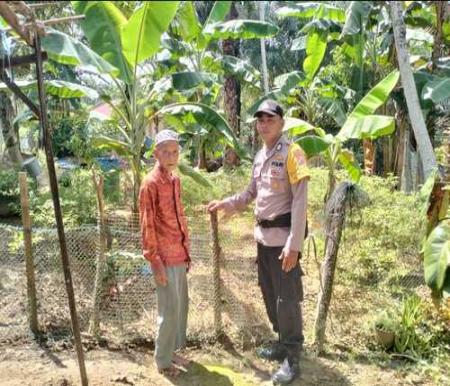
[257,243,304,360]
[154,264,188,369]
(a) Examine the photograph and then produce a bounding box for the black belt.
[257,212,309,238]
[257,212,291,228]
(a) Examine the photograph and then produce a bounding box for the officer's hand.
[279,249,299,272]
[151,260,168,286]
[207,200,224,212]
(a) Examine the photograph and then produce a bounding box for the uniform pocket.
[268,174,288,193]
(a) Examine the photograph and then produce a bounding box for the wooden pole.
[18,172,38,334]
[3,15,86,32]
[89,170,107,336]
[210,211,222,338]
[0,2,33,46]
[0,70,41,118]
[0,52,48,69]
[34,34,88,386]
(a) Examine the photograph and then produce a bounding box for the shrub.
[30,168,97,227]
[51,116,89,159]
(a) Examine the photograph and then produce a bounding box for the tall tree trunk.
[431,1,447,69]
[390,2,438,179]
[222,2,240,167]
[259,1,269,94]
[0,91,23,166]
[252,0,268,156]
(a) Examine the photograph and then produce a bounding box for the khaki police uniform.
[222,134,310,361]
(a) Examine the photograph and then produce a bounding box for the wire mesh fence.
[0,207,427,350]
[0,211,215,344]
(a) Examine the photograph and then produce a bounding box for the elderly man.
[208,100,309,384]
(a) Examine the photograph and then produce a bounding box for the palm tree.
[222,1,241,167]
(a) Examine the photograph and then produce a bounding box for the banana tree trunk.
[132,154,141,214]
[390,1,438,179]
[382,136,394,176]
[197,141,207,170]
[222,1,240,167]
[363,139,376,175]
[0,91,23,166]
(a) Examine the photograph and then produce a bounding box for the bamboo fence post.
[18,172,38,334]
[89,170,107,336]
[210,211,223,338]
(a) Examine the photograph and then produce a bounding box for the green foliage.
[51,116,90,158]
[72,0,133,83]
[30,169,97,227]
[423,223,450,296]
[180,164,252,215]
[121,1,179,68]
[371,295,448,360]
[393,295,433,357]
[40,30,119,76]
[309,169,421,285]
[373,310,398,333]
[0,169,20,197]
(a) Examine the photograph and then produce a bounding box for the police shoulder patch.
[287,143,310,184]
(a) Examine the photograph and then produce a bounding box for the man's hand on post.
[279,249,300,272]
[207,200,224,213]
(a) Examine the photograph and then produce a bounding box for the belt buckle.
[256,217,268,227]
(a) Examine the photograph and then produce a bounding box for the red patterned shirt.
[139,164,190,266]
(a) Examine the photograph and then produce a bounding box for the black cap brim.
[254,109,279,118]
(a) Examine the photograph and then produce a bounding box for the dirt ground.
[0,340,435,386]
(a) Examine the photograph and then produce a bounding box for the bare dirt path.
[0,342,430,386]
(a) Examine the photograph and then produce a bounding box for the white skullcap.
[155,129,179,146]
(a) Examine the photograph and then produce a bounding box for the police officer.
[208,99,309,385]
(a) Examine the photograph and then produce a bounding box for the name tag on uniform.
[270,160,284,176]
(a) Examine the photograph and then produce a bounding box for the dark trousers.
[257,243,304,360]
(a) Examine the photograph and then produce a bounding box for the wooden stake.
[18,172,38,334]
[89,170,107,336]
[34,34,88,386]
[210,211,222,338]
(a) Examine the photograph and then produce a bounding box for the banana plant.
[270,2,351,127]
[423,222,450,299]
[169,1,278,78]
[290,70,400,201]
[71,1,265,211]
[70,1,184,211]
[276,2,345,84]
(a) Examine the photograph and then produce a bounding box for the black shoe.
[256,343,287,361]
[272,358,299,385]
